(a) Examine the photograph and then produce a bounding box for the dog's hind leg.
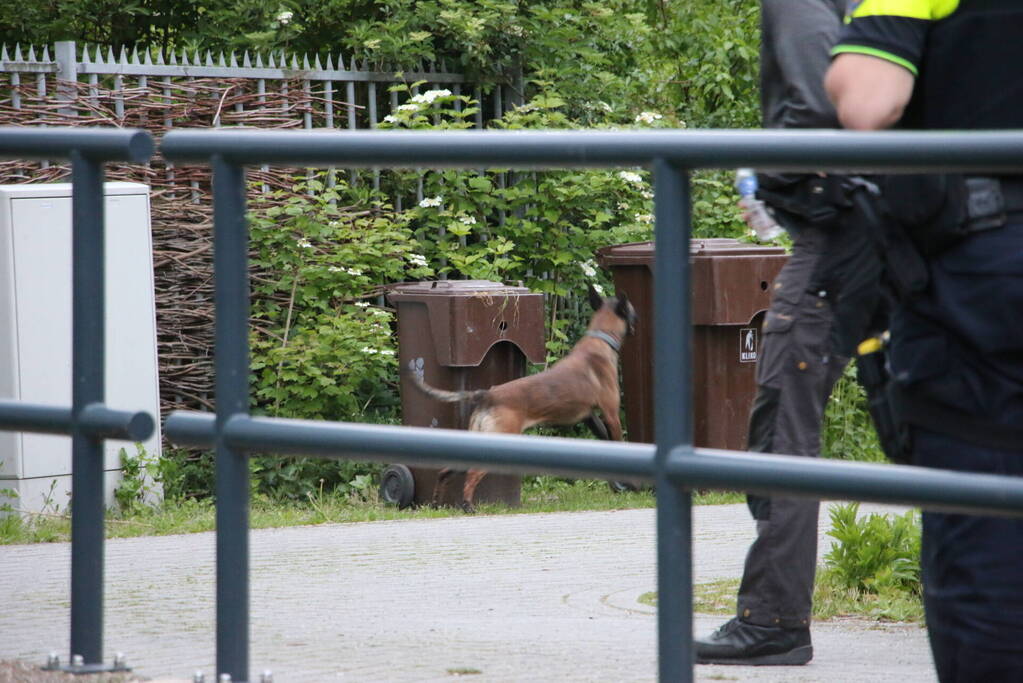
[432,467,457,508]
[460,469,486,514]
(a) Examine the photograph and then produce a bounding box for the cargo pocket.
[935,230,1023,354]
[755,310,796,389]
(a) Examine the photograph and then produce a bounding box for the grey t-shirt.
[760,0,845,129]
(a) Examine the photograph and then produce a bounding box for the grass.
[0,476,744,545]
[641,572,924,623]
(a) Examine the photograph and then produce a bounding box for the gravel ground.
[2,503,933,682]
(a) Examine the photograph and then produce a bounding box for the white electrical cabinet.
[0,182,162,515]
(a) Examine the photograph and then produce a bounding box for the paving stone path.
[0,502,934,682]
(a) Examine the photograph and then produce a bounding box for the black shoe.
[694,617,812,665]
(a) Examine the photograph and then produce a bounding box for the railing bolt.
[71,654,84,668]
[113,652,127,668]
[260,670,274,683]
[218,674,232,682]
[45,652,59,669]
[193,671,205,683]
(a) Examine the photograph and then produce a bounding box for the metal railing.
[158,127,1023,683]
[0,40,515,129]
[0,127,155,672]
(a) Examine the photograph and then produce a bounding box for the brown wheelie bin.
[596,239,787,454]
[383,280,546,508]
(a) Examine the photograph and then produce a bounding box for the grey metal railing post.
[652,159,694,681]
[68,150,106,666]
[1,127,154,672]
[54,41,78,117]
[212,156,251,682]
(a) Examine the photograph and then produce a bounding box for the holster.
[855,342,911,465]
[756,173,851,229]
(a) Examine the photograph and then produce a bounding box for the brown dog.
[406,285,637,512]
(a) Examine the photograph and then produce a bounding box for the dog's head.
[587,284,638,337]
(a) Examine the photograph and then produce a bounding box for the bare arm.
[825,53,916,130]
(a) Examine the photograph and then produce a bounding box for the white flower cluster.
[382,114,398,124]
[397,103,420,112]
[328,266,363,276]
[296,237,313,249]
[410,89,452,104]
[354,301,371,307]
[276,10,293,25]
[361,347,395,356]
[634,111,663,125]
[618,171,645,186]
[580,260,598,278]
[418,196,442,208]
[635,213,654,224]
[458,215,477,225]
[408,253,429,267]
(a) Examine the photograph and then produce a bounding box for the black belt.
[965,176,1023,232]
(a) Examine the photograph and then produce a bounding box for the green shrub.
[823,361,886,463]
[821,502,921,597]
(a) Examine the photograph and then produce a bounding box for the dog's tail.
[404,369,488,406]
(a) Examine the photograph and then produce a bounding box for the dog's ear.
[613,290,630,316]
[615,295,637,334]
[587,284,604,311]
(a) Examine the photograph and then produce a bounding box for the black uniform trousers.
[891,221,1023,682]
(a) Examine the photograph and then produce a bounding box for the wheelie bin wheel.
[380,464,415,509]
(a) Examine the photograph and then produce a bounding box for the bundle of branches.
[0,76,373,420]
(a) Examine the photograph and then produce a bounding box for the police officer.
[693,0,886,666]
[827,2,1023,680]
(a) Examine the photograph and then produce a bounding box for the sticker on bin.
[739,328,758,363]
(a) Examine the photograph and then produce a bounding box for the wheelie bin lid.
[386,280,547,366]
[596,239,785,266]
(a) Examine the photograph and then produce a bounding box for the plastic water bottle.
[735,168,783,241]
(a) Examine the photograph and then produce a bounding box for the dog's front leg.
[583,413,610,440]
[597,396,624,441]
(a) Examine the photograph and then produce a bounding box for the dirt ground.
[0,660,146,683]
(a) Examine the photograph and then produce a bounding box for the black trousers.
[736,227,847,629]
[913,430,1023,683]
[891,222,1023,682]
